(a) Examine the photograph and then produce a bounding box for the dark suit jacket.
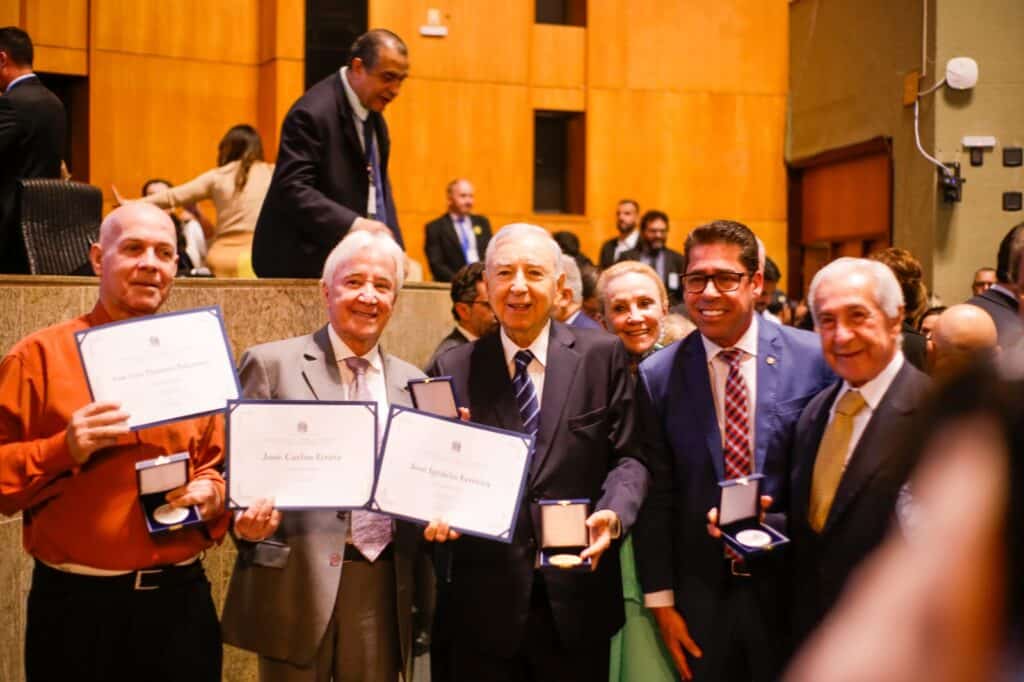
[632,321,834,677]
[0,76,66,273]
[788,359,930,644]
[424,213,492,282]
[431,322,650,657]
[221,327,430,677]
[967,287,1023,349]
[425,326,470,371]
[901,323,928,371]
[617,245,686,304]
[568,310,603,330]
[599,237,620,270]
[252,72,402,278]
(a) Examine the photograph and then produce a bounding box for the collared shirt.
[828,350,905,467]
[701,315,760,458]
[499,322,550,409]
[327,324,390,433]
[4,72,36,93]
[339,66,377,216]
[455,323,479,343]
[614,229,639,262]
[565,310,583,326]
[449,213,481,264]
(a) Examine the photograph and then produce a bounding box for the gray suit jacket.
[220,326,431,674]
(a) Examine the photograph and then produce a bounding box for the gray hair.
[321,230,406,289]
[485,223,564,278]
[808,257,903,326]
[560,255,583,304]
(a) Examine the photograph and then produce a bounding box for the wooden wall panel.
[801,151,891,244]
[33,45,88,75]
[24,0,88,49]
[258,58,304,163]
[370,0,530,84]
[0,3,20,26]
[530,87,584,112]
[92,0,260,65]
[89,50,259,210]
[530,25,584,89]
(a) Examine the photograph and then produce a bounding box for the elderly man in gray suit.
[221,229,431,681]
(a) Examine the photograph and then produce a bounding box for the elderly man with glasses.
[632,220,833,681]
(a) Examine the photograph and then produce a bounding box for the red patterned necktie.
[719,348,751,564]
[719,348,751,479]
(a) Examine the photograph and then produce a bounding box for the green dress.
[608,535,677,681]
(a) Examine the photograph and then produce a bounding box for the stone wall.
[0,276,451,681]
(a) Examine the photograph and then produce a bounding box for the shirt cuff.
[644,590,675,608]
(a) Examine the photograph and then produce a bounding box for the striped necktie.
[513,350,540,439]
[719,348,751,479]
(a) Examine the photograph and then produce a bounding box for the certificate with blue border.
[226,399,378,510]
[74,305,240,430]
[371,406,533,543]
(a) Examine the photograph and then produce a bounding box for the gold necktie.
[808,390,867,532]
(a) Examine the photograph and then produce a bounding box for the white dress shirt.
[327,324,390,433]
[613,229,639,262]
[449,213,481,264]
[339,66,378,216]
[645,316,760,609]
[827,350,904,468]
[455,324,479,342]
[499,322,550,408]
[5,73,36,93]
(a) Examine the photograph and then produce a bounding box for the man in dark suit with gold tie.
[789,257,930,646]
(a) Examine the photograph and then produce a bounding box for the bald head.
[99,202,176,248]
[90,203,178,321]
[930,304,999,377]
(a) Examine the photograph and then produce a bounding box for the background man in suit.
[966,222,1024,349]
[426,261,497,369]
[221,230,431,682]
[972,266,996,296]
[425,178,492,282]
[599,199,640,270]
[429,223,649,681]
[0,27,67,274]
[789,257,930,647]
[552,254,603,330]
[632,220,833,682]
[252,29,408,278]
[618,210,685,305]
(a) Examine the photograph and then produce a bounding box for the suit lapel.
[753,322,782,474]
[335,73,364,165]
[301,326,347,401]
[531,323,580,482]
[379,350,412,408]
[824,363,915,534]
[682,336,725,481]
[469,334,519,433]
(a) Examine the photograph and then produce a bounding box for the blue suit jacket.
[632,318,833,672]
[568,311,604,330]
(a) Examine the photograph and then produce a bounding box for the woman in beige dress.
[118,124,273,277]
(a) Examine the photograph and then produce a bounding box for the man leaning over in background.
[0,203,228,681]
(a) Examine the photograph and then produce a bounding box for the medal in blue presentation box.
[225,399,378,511]
[75,305,240,430]
[536,499,593,571]
[371,405,533,543]
[135,452,202,535]
[716,474,789,559]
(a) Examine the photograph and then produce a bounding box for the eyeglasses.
[682,271,751,294]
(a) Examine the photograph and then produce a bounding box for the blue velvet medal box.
[716,474,788,559]
[135,452,202,535]
[536,498,592,572]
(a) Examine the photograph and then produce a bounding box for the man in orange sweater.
[0,202,229,682]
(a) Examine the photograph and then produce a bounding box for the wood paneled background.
[10,0,789,277]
